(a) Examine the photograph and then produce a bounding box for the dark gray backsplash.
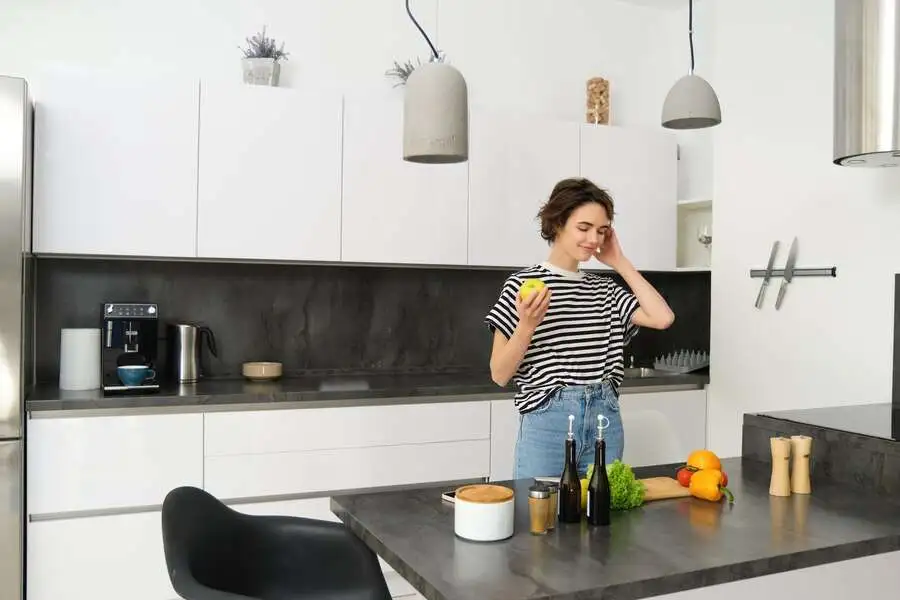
[34,258,710,383]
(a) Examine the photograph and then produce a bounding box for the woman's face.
[554,202,611,262]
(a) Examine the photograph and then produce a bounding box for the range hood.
[834,0,900,167]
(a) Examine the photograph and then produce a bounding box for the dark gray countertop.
[26,370,708,415]
[330,457,900,600]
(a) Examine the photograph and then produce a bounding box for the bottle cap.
[567,414,575,440]
[529,483,550,499]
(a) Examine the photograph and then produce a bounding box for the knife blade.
[755,241,780,309]
[775,237,799,310]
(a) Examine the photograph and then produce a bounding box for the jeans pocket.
[603,389,621,413]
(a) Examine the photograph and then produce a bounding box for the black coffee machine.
[101,302,161,394]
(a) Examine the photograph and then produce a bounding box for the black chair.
[161,486,393,600]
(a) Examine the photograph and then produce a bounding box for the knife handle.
[775,281,787,310]
[754,280,769,309]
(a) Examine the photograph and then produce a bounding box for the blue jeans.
[514,382,625,480]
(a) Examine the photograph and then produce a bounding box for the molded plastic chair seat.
[161,486,393,600]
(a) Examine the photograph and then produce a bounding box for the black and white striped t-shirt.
[485,263,640,414]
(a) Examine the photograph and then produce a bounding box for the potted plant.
[240,26,289,86]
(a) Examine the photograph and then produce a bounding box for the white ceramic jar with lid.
[453,484,515,542]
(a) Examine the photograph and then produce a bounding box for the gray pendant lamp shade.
[402,0,469,163]
[662,0,721,130]
[403,61,469,163]
[661,74,721,129]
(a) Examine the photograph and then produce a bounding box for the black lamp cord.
[688,0,695,74]
[406,0,440,61]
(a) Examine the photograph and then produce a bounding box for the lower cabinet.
[27,511,178,600]
[619,388,707,467]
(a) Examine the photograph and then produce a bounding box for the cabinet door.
[33,70,199,257]
[468,110,580,268]
[27,511,178,600]
[619,388,707,467]
[341,89,468,266]
[197,84,343,261]
[579,125,677,271]
[489,398,519,481]
[27,413,203,516]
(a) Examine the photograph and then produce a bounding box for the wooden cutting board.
[641,477,692,502]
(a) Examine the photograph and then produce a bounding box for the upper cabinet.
[340,89,469,266]
[33,70,199,257]
[467,109,580,268]
[29,73,679,271]
[579,124,677,272]
[197,84,343,262]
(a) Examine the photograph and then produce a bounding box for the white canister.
[453,484,515,542]
[59,328,101,391]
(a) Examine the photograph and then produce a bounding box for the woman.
[485,177,675,480]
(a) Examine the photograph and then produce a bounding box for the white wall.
[708,0,900,457]
[0,0,684,128]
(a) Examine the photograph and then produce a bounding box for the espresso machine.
[101,302,161,394]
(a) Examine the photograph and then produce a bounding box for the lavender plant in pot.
[240,26,289,86]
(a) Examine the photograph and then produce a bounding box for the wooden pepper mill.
[790,435,812,494]
[769,436,792,497]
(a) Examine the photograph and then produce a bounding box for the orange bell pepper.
[689,469,734,503]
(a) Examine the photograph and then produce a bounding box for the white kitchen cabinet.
[197,83,343,261]
[203,401,491,499]
[619,388,707,467]
[32,70,199,257]
[27,510,178,600]
[489,397,519,481]
[27,413,203,516]
[579,124,678,271]
[341,88,469,266]
[467,110,580,268]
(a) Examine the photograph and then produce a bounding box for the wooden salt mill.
[769,436,792,497]
[790,435,812,494]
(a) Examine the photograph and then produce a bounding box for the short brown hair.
[537,178,615,242]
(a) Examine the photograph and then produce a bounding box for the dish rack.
[653,350,709,374]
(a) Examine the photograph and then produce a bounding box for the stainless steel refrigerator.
[0,74,34,600]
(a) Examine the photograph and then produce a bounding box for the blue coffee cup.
[117,365,155,387]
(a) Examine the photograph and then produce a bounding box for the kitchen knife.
[754,241,780,309]
[775,237,798,310]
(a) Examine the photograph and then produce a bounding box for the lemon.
[519,278,546,301]
[580,478,589,511]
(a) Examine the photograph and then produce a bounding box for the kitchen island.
[331,457,900,600]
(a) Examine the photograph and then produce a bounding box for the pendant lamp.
[661,0,721,130]
[402,0,469,163]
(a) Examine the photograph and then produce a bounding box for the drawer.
[205,439,490,499]
[27,413,203,515]
[204,401,491,456]
[27,511,178,600]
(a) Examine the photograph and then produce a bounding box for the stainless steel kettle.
[167,323,218,383]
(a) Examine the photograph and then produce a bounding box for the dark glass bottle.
[558,414,582,523]
[587,415,611,526]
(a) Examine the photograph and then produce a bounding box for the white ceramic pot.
[453,484,515,542]
[242,57,281,86]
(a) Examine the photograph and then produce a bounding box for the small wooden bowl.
[242,361,283,381]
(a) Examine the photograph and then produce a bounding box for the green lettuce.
[586,459,645,510]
